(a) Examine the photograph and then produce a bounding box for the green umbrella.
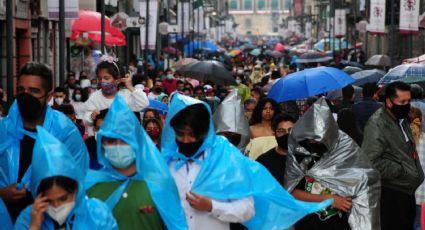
[250,48,261,56]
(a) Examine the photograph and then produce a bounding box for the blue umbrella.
[184,41,219,56]
[351,69,385,86]
[378,64,425,85]
[142,99,168,115]
[268,67,355,102]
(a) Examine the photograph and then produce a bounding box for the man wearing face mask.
[162,69,177,94]
[362,81,425,230]
[285,97,380,230]
[162,94,334,230]
[148,80,167,100]
[49,86,67,109]
[257,114,296,187]
[0,62,89,228]
[85,95,188,230]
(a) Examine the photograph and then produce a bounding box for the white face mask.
[46,201,75,226]
[75,94,82,101]
[55,98,64,106]
[104,145,136,169]
[236,79,241,85]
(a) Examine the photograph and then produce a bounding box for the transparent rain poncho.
[285,97,381,230]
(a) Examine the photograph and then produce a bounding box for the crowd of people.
[0,50,424,230]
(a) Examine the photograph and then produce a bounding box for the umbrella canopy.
[268,67,355,102]
[378,64,425,85]
[403,54,425,64]
[143,99,168,115]
[270,50,284,58]
[162,47,181,56]
[249,48,261,56]
[71,10,126,46]
[296,50,333,64]
[340,60,365,69]
[184,41,219,56]
[351,69,385,86]
[342,66,363,75]
[172,58,199,69]
[176,60,236,85]
[365,55,391,67]
[228,49,242,57]
[241,43,256,51]
[274,43,285,52]
[264,49,273,56]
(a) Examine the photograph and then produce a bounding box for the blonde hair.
[409,107,422,143]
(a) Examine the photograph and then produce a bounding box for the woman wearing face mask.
[14,127,117,230]
[245,98,281,160]
[83,58,149,127]
[85,95,188,230]
[162,94,332,230]
[70,87,88,120]
[143,118,162,149]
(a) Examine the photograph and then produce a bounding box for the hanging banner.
[334,9,346,37]
[194,6,205,34]
[293,0,303,17]
[48,0,79,20]
[140,0,158,50]
[226,20,233,33]
[367,0,386,34]
[205,16,210,30]
[178,1,190,34]
[305,22,312,39]
[399,0,419,33]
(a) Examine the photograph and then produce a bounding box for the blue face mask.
[104,145,136,169]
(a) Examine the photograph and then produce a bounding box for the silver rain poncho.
[212,89,250,149]
[284,97,381,230]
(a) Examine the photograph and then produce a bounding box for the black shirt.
[256,147,287,187]
[5,129,36,223]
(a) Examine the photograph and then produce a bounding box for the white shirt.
[399,119,410,142]
[169,151,255,230]
[83,88,149,124]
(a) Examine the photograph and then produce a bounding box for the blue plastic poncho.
[161,93,333,230]
[0,101,89,229]
[14,126,117,230]
[84,95,188,230]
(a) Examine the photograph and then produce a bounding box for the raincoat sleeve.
[13,206,38,230]
[362,119,403,179]
[83,198,118,230]
[211,197,255,223]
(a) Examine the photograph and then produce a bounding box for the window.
[243,0,252,10]
[285,0,291,11]
[271,0,279,10]
[229,0,238,10]
[257,0,266,10]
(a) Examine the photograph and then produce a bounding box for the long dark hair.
[37,176,78,195]
[249,98,281,125]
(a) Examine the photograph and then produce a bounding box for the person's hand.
[29,194,48,230]
[329,194,352,212]
[118,75,134,92]
[91,111,100,121]
[186,192,213,212]
[0,184,27,203]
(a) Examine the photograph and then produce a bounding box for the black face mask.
[176,139,204,158]
[390,102,411,119]
[154,87,162,94]
[299,140,328,156]
[16,93,45,122]
[276,134,289,149]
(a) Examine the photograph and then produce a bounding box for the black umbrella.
[296,51,333,64]
[176,60,236,85]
